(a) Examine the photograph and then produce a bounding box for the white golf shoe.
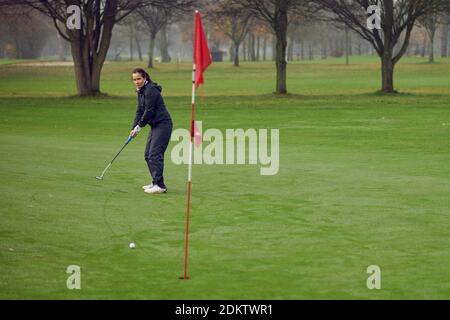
[142,184,154,190]
[144,185,167,194]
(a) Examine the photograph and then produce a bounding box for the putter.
[96,135,133,181]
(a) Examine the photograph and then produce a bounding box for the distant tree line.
[0,0,449,95]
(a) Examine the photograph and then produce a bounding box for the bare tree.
[158,24,171,62]
[207,0,253,67]
[136,0,195,68]
[0,5,52,59]
[235,0,314,94]
[441,14,450,57]
[122,12,146,62]
[0,0,155,96]
[136,5,168,68]
[134,32,144,61]
[314,0,448,93]
[418,12,440,63]
[344,25,351,65]
[118,14,137,61]
[0,0,196,95]
[288,11,317,61]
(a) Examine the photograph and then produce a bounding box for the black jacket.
[132,82,172,129]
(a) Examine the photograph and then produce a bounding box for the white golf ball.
[129,242,136,249]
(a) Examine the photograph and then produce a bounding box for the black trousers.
[144,120,173,188]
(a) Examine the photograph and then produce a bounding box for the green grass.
[0,59,27,66]
[0,56,450,299]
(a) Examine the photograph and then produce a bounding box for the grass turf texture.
[0,57,449,299]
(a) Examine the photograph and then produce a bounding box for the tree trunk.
[287,33,294,61]
[71,42,94,96]
[233,42,240,67]
[274,5,288,94]
[248,36,251,60]
[242,37,247,61]
[321,40,327,59]
[272,35,276,61]
[229,41,235,62]
[148,32,156,68]
[441,23,449,58]
[256,35,260,61]
[428,29,435,63]
[129,25,134,61]
[300,39,305,60]
[159,24,171,62]
[263,35,267,61]
[250,33,256,61]
[414,43,420,56]
[357,38,362,56]
[421,34,427,57]
[135,35,143,62]
[308,42,313,60]
[380,0,395,93]
[345,27,350,65]
[381,51,395,93]
[69,23,111,96]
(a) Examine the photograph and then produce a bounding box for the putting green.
[0,57,449,299]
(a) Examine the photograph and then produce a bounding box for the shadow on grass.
[251,90,447,100]
[416,61,446,65]
[1,90,449,105]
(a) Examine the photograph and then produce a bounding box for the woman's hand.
[130,125,142,137]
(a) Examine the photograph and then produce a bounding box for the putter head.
[95,176,103,181]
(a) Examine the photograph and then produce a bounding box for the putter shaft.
[96,136,133,180]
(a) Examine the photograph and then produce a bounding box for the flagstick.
[181,63,196,280]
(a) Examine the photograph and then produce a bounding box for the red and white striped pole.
[181,63,196,280]
[181,9,211,280]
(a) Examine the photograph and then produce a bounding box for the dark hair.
[132,68,151,82]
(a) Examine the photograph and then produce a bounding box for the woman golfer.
[130,68,173,194]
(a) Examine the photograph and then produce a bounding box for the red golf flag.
[182,11,211,281]
[193,11,211,90]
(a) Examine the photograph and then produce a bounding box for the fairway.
[1,57,450,299]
